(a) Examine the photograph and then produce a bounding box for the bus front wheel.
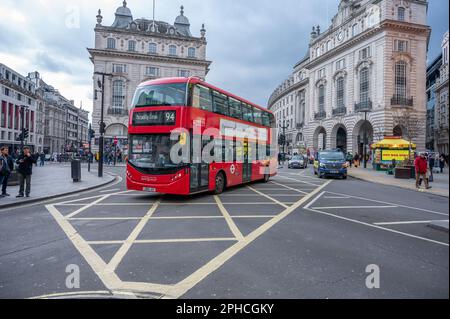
[214,172,226,195]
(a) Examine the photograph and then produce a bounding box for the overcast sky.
[0,0,448,118]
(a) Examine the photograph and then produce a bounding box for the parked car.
[314,150,348,179]
[288,155,308,169]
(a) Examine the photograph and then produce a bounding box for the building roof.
[108,1,194,38]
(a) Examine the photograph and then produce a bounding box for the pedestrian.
[346,152,353,167]
[0,146,14,197]
[16,146,37,198]
[428,154,435,182]
[353,153,360,168]
[415,152,431,190]
[278,152,282,166]
[39,152,45,167]
[439,154,445,173]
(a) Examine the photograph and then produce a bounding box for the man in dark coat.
[0,146,15,197]
[16,146,37,198]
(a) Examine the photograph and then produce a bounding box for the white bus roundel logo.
[230,164,236,174]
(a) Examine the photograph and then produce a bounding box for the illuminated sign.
[132,111,176,126]
[381,150,410,161]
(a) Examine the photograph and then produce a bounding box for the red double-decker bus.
[126,77,277,195]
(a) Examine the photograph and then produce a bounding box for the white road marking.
[373,220,449,226]
[46,205,124,291]
[163,180,332,298]
[65,195,110,219]
[269,181,309,195]
[29,290,113,299]
[86,238,237,245]
[323,196,352,199]
[324,190,449,217]
[305,206,449,247]
[99,188,121,193]
[311,205,398,209]
[215,196,244,241]
[275,175,324,187]
[246,186,289,209]
[106,200,161,272]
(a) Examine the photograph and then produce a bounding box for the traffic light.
[23,129,29,139]
[89,129,96,140]
[100,122,106,134]
[16,133,23,142]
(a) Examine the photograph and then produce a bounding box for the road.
[0,165,448,299]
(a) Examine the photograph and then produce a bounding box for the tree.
[392,109,424,161]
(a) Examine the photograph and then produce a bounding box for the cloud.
[0,0,447,117]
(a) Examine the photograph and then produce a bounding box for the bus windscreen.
[132,83,187,108]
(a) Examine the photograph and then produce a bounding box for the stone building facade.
[268,0,430,155]
[426,54,442,151]
[434,31,449,155]
[0,64,43,154]
[88,1,212,153]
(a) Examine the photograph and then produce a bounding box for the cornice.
[87,48,212,68]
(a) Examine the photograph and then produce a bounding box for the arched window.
[336,77,345,109]
[398,7,405,21]
[395,61,407,99]
[188,47,196,58]
[149,43,157,54]
[169,45,177,56]
[359,67,370,103]
[107,38,116,49]
[318,85,325,112]
[128,40,136,52]
[112,80,125,109]
[326,40,332,51]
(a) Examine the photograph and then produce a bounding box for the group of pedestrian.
[0,146,37,199]
[414,152,446,190]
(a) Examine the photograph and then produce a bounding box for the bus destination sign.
[132,111,176,126]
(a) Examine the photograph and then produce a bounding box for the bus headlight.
[170,172,183,182]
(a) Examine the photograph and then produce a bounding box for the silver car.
[288,155,307,169]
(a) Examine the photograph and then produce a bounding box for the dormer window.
[398,7,405,21]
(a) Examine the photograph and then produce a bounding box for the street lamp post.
[279,120,289,155]
[94,72,112,178]
[19,105,29,153]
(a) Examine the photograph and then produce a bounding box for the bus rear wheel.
[214,172,226,194]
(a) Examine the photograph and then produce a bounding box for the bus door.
[190,135,209,192]
[243,139,252,183]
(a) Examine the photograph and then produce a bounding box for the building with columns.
[88,1,212,153]
[269,0,430,155]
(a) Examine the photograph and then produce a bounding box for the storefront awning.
[371,137,416,149]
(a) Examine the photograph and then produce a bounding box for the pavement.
[0,165,447,299]
[0,163,116,208]
[347,165,449,198]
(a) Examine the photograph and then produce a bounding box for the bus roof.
[138,77,271,114]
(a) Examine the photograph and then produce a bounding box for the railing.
[332,107,347,116]
[354,100,372,112]
[314,111,327,120]
[107,108,129,116]
[391,96,413,107]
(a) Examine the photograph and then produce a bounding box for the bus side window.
[269,113,276,128]
[212,91,229,116]
[229,97,243,120]
[194,85,213,112]
[242,104,254,122]
[253,107,263,125]
[262,112,270,127]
